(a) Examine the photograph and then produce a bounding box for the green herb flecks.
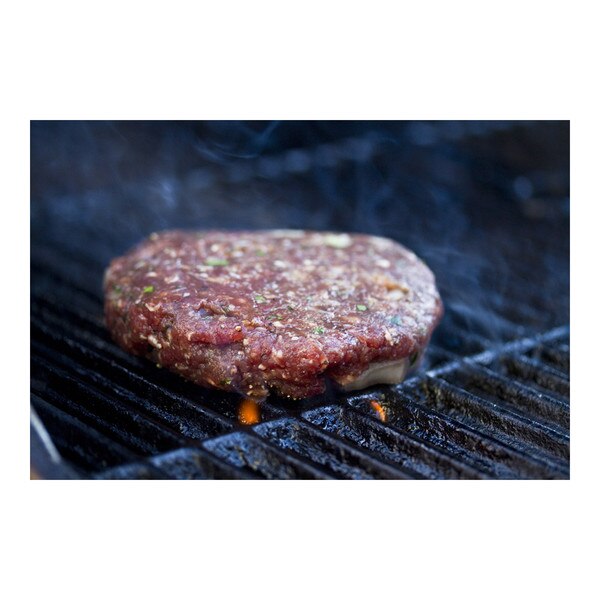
[113,284,123,295]
[220,378,232,386]
[254,294,267,304]
[255,248,267,257]
[205,258,229,267]
[143,285,155,294]
[390,316,402,326]
[313,326,325,334]
[356,304,368,312]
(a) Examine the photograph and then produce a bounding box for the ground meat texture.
[104,230,443,399]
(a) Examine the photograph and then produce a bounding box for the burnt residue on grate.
[30,121,570,479]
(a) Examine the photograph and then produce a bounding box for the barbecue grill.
[30,120,570,479]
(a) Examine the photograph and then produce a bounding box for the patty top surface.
[104,230,443,398]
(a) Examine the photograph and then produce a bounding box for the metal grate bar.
[344,391,564,479]
[525,343,570,375]
[253,417,415,479]
[96,447,260,480]
[31,394,143,473]
[202,431,335,479]
[31,329,235,441]
[93,462,165,479]
[500,355,570,398]
[147,447,261,480]
[417,377,569,468]
[440,364,569,432]
[302,405,486,479]
[32,355,186,456]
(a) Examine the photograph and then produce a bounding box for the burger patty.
[104,230,443,399]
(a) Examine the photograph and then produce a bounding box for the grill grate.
[30,121,569,479]
[30,267,569,479]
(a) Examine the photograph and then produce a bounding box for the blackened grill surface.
[30,120,570,479]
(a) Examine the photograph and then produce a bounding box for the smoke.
[193,120,282,161]
[31,121,570,353]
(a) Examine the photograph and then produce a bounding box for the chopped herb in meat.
[104,230,442,399]
[205,258,229,267]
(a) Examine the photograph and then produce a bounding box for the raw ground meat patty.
[104,230,443,399]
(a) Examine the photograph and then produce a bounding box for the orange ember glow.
[239,398,261,425]
[370,400,387,422]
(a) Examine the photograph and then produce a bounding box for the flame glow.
[370,400,387,422]
[239,398,261,425]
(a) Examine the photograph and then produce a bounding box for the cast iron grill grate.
[30,121,570,479]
